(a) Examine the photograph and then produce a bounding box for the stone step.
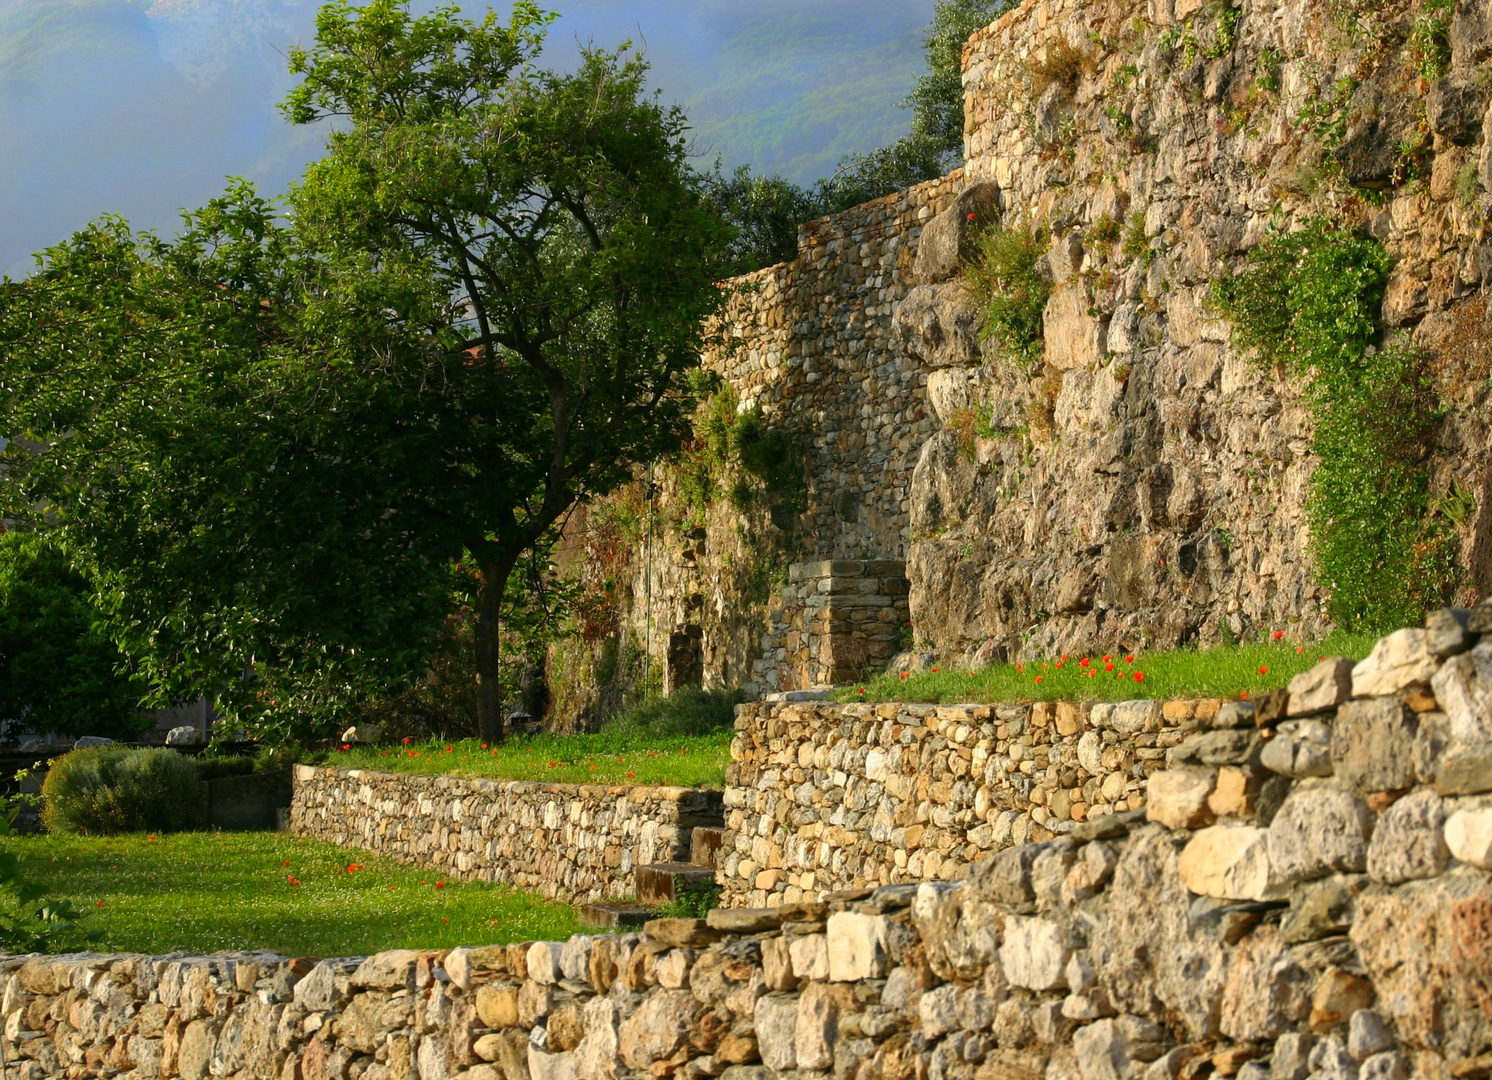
[690,826,726,869]
[579,902,655,930]
[634,862,718,907]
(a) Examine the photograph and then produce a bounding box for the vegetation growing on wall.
[1212,218,1464,630]
[677,386,806,526]
[962,219,1052,368]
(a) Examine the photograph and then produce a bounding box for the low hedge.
[41,747,201,835]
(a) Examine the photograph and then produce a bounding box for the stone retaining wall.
[9,614,1492,1080]
[721,693,1223,908]
[289,767,723,905]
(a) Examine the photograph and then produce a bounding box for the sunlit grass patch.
[336,731,733,789]
[1,831,582,957]
[838,633,1379,705]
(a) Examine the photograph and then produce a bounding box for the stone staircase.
[580,824,726,928]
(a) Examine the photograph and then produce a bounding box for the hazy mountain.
[0,0,936,277]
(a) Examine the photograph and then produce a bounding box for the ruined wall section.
[618,176,963,696]
[893,0,1492,666]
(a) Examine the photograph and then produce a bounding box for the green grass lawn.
[1,831,582,956]
[335,731,734,788]
[840,633,1380,705]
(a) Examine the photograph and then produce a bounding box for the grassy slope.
[841,633,1380,705]
[334,732,734,789]
[3,832,581,956]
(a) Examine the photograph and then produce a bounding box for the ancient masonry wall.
[10,614,1492,1080]
[289,768,723,905]
[612,0,1492,697]
[620,175,962,697]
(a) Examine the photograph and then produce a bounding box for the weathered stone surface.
[826,912,889,981]
[1351,630,1438,698]
[1281,875,1366,945]
[1431,642,1492,794]
[618,990,701,1070]
[1178,826,1279,901]
[1287,660,1354,717]
[1000,916,1069,991]
[1268,789,1370,885]
[1261,721,1334,780]
[912,181,1002,283]
[1148,769,1218,830]
[1446,806,1492,869]
[1220,927,1312,1042]
[643,919,723,949]
[753,994,797,1071]
[1366,790,1448,884]
[1425,608,1475,657]
[1331,699,1417,794]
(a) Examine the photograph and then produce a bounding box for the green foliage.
[677,389,805,523]
[0,774,103,954]
[962,219,1052,367]
[41,747,202,836]
[1408,0,1453,81]
[840,633,1379,703]
[700,162,821,276]
[659,879,724,919]
[0,532,147,741]
[600,686,745,739]
[1212,220,1460,629]
[1202,2,1242,59]
[0,831,580,955]
[193,755,259,782]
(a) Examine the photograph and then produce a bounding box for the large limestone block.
[795,983,845,1071]
[1261,721,1334,779]
[1430,641,1492,793]
[909,429,979,533]
[754,994,799,1071]
[1146,769,1217,830]
[1268,788,1371,885]
[1365,789,1448,884]
[913,181,1002,283]
[1177,826,1281,901]
[894,283,982,368]
[1043,282,1104,370]
[1219,927,1312,1042]
[1351,629,1438,698]
[1331,698,1417,794]
[617,990,701,1070]
[1287,659,1354,717]
[926,367,978,426]
[1445,807,1492,868]
[1000,916,1069,991]
[826,912,890,981]
[350,951,421,991]
[527,942,563,985]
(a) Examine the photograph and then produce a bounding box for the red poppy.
[96,900,104,908]
[1034,675,1044,684]
[900,672,909,680]
[1259,665,1269,675]
[857,687,866,694]
[966,212,977,220]
[1125,654,1135,663]
[283,860,290,866]
[1297,646,1305,654]
[1080,658,1091,668]
[627,772,636,778]
[1055,661,1064,669]
[1104,662,1115,672]
[1103,654,1111,662]
[436,881,445,889]
[403,737,413,745]
[1272,630,1284,640]
[1133,672,1145,682]
[931,666,939,673]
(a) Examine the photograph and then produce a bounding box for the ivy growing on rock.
[676,386,806,526]
[1212,218,1465,630]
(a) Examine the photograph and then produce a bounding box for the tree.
[281,1,732,741]
[0,532,148,741]
[0,193,460,742]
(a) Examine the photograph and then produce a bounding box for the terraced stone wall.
[9,613,1492,1080]
[289,767,723,905]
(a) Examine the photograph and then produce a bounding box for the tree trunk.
[474,548,519,745]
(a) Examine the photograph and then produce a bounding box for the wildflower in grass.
[283,860,290,866]
[1298,646,1306,654]
[1055,661,1064,669]
[1061,654,1069,661]
[1125,654,1135,663]
[1103,654,1111,662]
[149,835,157,840]
[858,687,866,694]
[446,746,454,753]
[340,743,350,751]
[389,885,396,890]
[1239,691,1249,700]
[1035,675,1044,684]
[967,212,977,220]
[900,672,909,680]
[1016,664,1025,673]
[1080,658,1090,668]
[1272,630,1284,640]
[627,772,636,778]
[436,881,445,888]
[442,917,449,923]
[482,744,489,749]
[1259,666,1269,675]
[1104,662,1115,672]
[1134,672,1145,682]
[403,737,413,745]
[932,666,939,672]
[96,900,104,908]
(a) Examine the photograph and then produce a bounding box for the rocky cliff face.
[903,0,1492,664]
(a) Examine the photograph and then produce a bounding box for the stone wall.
[10,612,1492,1080]
[721,694,1226,908]
[614,175,964,698]
[289,767,723,905]
[897,0,1492,663]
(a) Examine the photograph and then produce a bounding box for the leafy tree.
[0,532,148,741]
[699,161,821,275]
[282,1,732,741]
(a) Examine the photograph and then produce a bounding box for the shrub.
[962,219,1052,368]
[1212,219,1462,629]
[600,687,744,739]
[41,747,201,835]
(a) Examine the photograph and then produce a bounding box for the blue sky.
[0,0,937,278]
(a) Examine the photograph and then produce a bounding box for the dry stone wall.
[290,768,723,905]
[10,612,1492,1080]
[616,176,963,697]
